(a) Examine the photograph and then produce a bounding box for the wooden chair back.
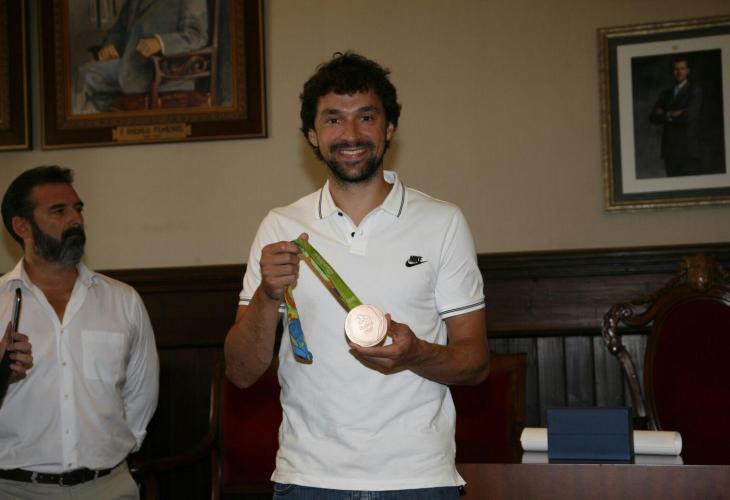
[216,359,281,497]
[602,254,730,463]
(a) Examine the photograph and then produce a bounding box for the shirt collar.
[0,259,97,292]
[316,170,406,219]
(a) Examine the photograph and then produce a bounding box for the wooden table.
[457,461,730,499]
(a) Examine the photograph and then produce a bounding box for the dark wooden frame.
[0,0,31,151]
[38,0,266,149]
[598,15,730,210]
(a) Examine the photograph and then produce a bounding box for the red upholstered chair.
[130,360,280,500]
[602,254,730,463]
[452,352,527,463]
[216,360,281,498]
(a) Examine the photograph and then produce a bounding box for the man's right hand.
[97,44,120,61]
[1,323,33,382]
[259,233,308,302]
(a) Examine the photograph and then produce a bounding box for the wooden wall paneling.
[481,242,730,336]
[515,338,540,428]
[536,337,566,425]
[620,334,648,407]
[496,337,540,427]
[104,265,242,346]
[592,336,625,408]
[564,336,595,407]
[139,347,222,499]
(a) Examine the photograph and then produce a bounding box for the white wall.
[1,0,728,270]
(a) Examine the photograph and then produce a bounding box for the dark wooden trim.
[479,242,730,279]
[102,265,245,292]
[100,242,730,342]
[102,242,730,294]
[457,462,730,499]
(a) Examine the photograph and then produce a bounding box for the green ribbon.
[284,238,363,362]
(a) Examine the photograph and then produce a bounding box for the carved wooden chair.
[602,254,730,463]
[452,352,527,463]
[147,0,220,109]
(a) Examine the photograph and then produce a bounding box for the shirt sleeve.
[122,290,160,451]
[435,209,485,318]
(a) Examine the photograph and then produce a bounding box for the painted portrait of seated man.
[72,0,209,114]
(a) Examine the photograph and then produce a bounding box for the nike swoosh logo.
[405,260,427,267]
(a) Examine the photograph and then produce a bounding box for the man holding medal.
[225,52,489,499]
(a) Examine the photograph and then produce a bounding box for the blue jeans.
[273,483,462,499]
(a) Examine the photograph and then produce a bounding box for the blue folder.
[547,407,634,462]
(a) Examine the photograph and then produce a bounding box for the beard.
[320,140,388,184]
[30,220,86,266]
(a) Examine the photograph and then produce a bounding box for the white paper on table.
[519,427,683,456]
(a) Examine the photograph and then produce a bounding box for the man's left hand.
[136,37,162,58]
[348,315,424,373]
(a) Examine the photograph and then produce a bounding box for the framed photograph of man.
[0,0,31,151]
[39,0,265,149]
[599,15,730,210]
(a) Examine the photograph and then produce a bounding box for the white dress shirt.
[0,260,159,473]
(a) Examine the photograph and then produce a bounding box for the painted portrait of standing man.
[632,50,725,179]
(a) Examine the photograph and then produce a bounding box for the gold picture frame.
[599,15,730,211]
[39,0,266,149]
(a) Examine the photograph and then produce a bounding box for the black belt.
[0,466,115,486]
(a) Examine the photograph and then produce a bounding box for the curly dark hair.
[1,165,74,245]
[299,52,401,139]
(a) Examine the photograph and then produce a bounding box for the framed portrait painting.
[0,0,31,151]
[39,0,266,149]
[599,15,730,210]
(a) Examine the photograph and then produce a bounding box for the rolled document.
[633,430,683,455]
[520,427,683,456]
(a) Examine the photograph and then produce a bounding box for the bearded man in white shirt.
[0,166,159,500]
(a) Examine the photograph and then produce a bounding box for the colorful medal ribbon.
[284,238,363,362]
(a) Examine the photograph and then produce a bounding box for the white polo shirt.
[240,170,484,491]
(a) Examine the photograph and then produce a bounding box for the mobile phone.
[10,288,21,343]
[0,288,21,399]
